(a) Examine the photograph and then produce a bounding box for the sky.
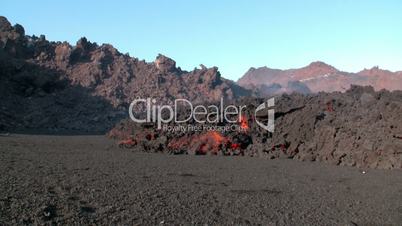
[2,0,402,80]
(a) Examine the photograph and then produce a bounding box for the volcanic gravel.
[1,134,402,225]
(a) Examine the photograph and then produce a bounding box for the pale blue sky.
[2,0,402,80]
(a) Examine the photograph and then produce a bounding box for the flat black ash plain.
[1,135,402,225]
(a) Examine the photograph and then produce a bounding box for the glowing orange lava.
[239,115,249,130]
[167,131,243,155]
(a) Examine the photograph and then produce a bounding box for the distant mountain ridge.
[238,61,402,94]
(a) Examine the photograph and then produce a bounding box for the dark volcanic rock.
[155,54,177,73]
[110,86,402,169]
[0,16,251,133]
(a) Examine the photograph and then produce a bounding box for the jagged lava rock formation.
[110,85,402,169]
[0,16,250,132]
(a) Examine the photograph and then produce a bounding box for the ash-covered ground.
[1,134,402,225]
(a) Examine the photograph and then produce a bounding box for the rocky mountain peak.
[308,61,332,68]
[0,16,13,32]
[303,61,338,74]
[76,37,91,49]
[155,54,177,73]
[358,66,392,76]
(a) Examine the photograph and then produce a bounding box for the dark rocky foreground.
[1,134,402,225]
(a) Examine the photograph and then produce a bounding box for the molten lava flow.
[118,138,137,148]
[196,131,228,154]
[239,115,249,131]
[167,131,246,155]
[167,136,191,150]
[208,131,228,144]
[230,143,241,149]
